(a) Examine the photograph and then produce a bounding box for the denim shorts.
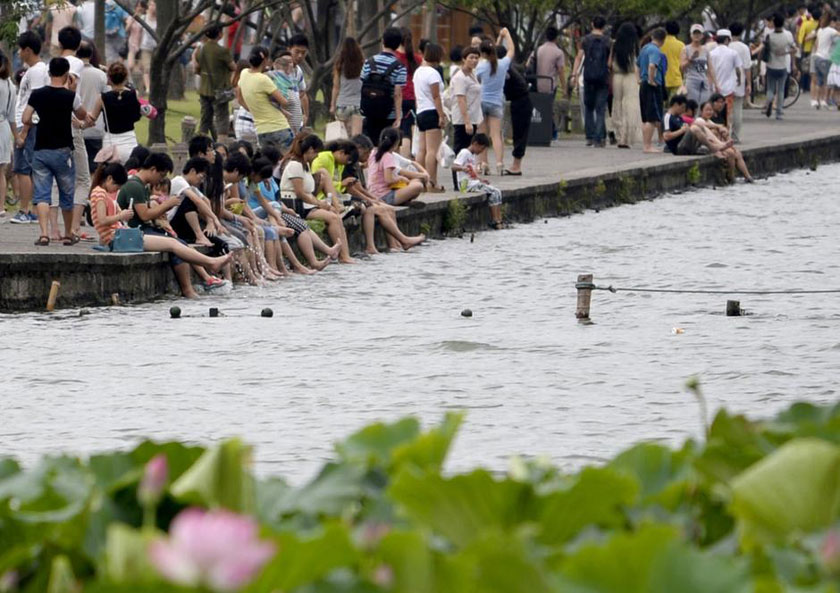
[32,147,75,210]
[381,190,397,205]
[257,128,294,153]
[335,105,361,121]
[815,57,832,86]
[12,125,36,175]
[481,101,504,119]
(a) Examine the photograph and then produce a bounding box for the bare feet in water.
[401,234,426,250]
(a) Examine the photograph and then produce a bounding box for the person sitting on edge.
[91,162,232,273]
[116,152,223,298]
[220,153,280,283]
[279,132,355,263]
[311,139,425,255]
[251,158,341,271]
[682,99,699,124]
[246,156,300,276]
[694,100,754,182]
[365,127,424,206]
[451,133,505,230]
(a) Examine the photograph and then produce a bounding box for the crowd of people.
[2,2,839,298]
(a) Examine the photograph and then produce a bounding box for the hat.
[690,24,704,34]
[716,28,732,38]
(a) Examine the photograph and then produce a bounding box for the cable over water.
[575,282,840,295]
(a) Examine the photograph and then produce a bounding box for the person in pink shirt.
[365,128,423,206]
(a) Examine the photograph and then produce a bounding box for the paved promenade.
[1,99,838,255]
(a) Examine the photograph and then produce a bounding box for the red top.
[395,51,423,101]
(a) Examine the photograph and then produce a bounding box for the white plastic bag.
[325,120,348,142]
[437,135,456,169]
[411,125,421,158]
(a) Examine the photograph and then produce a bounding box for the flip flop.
[34,236,50,246]
[503,169,522,176]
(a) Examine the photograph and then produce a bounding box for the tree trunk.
[148,56,172,144]
[168,61,186,100]
[423,0,437,42]
[94,0,106,57]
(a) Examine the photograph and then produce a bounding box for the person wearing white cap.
[708,28,742,132]
[680,24,715,105]
[55,25,91,244]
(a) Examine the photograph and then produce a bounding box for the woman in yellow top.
[238,46,293,152]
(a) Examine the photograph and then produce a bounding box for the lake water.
[2,165,839,482]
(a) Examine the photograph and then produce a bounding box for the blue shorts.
[12,125,36,175]
[262,225,278,241]
[32,147,75,210]
[481,102,504,119]
[381,190,397,205]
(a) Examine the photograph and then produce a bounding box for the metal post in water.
[726,300,742,316]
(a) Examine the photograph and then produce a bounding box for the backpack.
[360,56,401,117]
[761,34,771,63]
[583,35,610,83]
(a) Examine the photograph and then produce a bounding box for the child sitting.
[150,178,178,237]
[451,133,504,229]
[682,99,698,124]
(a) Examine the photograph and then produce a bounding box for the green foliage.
[687,163,702,185]
[3,404,840,592]
[444,199,468,235]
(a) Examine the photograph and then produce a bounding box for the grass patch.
[135,91,203,146]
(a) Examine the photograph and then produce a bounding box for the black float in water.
[209,307,220,318]
[726,300,742,317]
[170,306,181,319]
[261,308,274,318]
[461,309,473,318]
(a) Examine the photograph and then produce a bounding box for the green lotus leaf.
[731,439,840,546]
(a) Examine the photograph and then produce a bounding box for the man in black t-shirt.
[19,57,88,246]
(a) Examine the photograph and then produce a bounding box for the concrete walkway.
[1,99,837,255]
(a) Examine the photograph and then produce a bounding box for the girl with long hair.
[89,162,233,272]
[396,27,423,156]
[610,22,643,148]
[280,132,355,263]
[365,127,424,206]
[412,43,447,191]
[476,27,514,175]
[331,36,364,136]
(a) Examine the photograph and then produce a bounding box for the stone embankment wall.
[2,135,838,312]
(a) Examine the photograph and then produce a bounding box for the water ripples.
[1,166,840,481]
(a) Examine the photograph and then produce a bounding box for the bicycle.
[751,64,801,108]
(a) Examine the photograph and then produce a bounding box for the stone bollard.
[149,142,169,156]
[171,143,189,173]
[181,116,197,143]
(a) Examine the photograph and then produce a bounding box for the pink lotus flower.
[138,454,168,506]
[822,530,840,575]
[148,508,275,592]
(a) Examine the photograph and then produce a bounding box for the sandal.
[503,169,522,176]
[34,236,50,246]
[63,235,80,246]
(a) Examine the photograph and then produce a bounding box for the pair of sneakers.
[9,211,38,224]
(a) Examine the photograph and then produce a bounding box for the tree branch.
[165,0,283,64]
[357,0,425,44]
